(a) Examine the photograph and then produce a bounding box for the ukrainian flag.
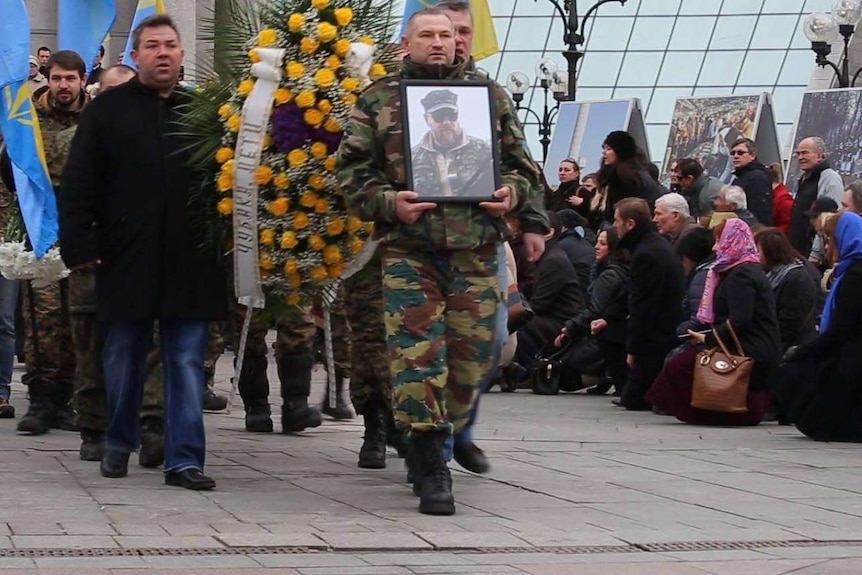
[58,0,116,74]
[400,0,499,61]
[121,0,166,68]
[0,0,57,257]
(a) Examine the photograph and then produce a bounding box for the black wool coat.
[59,80,227,322]
[731,161,773,226]
[523,241,584,347]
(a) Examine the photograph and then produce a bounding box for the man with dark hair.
[86,45,106,87]
[37,46,51,77]
[844,180,862,214]
[613,198,684,411]
[59,14,225,490]
[674,157,723,225]
[729,137,773,226]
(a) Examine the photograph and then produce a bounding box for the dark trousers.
[620,349,667,410]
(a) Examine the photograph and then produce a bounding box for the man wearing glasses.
[729,137,773,226]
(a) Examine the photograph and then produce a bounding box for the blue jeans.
[103,320,208,473]
[0,277,18,400]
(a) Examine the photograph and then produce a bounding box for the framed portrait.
[401,79,501,202]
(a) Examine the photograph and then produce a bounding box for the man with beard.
[0,50,88,435]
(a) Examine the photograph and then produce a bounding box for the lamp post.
[805,0,862,87]
[506,60,568,165]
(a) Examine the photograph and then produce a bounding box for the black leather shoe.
[100,451,130,478]
[80,428,105,462]
[454,441,490,474]
[165,468,216,490]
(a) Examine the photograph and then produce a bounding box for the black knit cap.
[603,130,638,161]
[557,209,586,229]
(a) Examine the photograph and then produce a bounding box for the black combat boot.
[79,428,105,461]
[139,416,165,468]
[239,356,273,432]
[357,401,387,469]
[17,382,55,435]
[412,431,456,516]
[321,371,353,420]
[278,353,322,433]
[386,413,410,458]
[51,384,79,432]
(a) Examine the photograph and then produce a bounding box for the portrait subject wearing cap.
[409,88,495,198]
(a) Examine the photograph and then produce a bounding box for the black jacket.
[59,80,227,322]
[677,255,714,335]
[788,160,832,256]
[556,228,596,296]
[545,181,579,213]
[601,162,663,223]
[565,261,629,344]
[731,161,773,226]
[705,263,782,389]
[620,226,685,356]
[523,240,584,346]
[770,264,819,351]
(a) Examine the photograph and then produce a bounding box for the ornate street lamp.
[506,59,568,164]
[805,0,862,87]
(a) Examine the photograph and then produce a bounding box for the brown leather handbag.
[691,321,753,413]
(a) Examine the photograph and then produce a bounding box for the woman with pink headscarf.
[646,219,782,425]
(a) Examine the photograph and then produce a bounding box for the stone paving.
[1,352,862,573]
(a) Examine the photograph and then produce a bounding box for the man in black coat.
[613,198,685,410]
[729,138,773,226]
[58,15,226,490]
[556,209,596,295]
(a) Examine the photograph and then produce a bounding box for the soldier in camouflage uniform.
[410,89,496,199]
[337,8,548,515]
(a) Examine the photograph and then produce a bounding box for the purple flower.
[311,128,344,153]
[272,104,312,153]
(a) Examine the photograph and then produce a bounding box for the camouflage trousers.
[313,292,351,376]
[343,250,390,415]
[382,244,502,435]
[21,280,75,397]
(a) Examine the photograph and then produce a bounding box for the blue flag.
[399,0,498,61]
[122,0,166,68]
[58,0,117,74]
[0,0,57,257]
[400,0,437,37]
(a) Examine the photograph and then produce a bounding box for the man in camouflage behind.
[0,50,89,435]
[337,7,547,516]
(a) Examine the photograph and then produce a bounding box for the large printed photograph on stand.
[785,88,862,196]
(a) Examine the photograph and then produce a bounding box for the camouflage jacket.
[32,87,89,186]
[336,57,548,251]
[410,131,495,198]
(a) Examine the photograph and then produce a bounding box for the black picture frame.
[401,79,501,202]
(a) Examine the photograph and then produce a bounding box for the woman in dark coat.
[598,131,661,223]
[776,212,862,442]
[646,219,782,425]
[545,158,581,212]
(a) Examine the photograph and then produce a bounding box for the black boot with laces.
[412,431,455,516]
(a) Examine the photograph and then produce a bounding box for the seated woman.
[775,212,862,442]
[754,228,819,352]
[554,225,630,395]
[645,219,782,425]
[675,227,716,336]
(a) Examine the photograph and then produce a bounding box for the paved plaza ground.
[1,351,862,574]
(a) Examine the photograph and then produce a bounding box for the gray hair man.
[714,185,763,231]
[653,192,698,244]
[789,136,844,256]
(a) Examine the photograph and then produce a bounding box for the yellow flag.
[470,0,498,61]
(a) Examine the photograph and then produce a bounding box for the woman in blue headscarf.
[776,211,862,441]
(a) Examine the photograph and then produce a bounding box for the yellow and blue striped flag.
[400,0,499,62]
[58,0,116,74]
[0,0,57,257]
[121,0,166,68]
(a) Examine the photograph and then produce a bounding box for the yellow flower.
[334,39,351,57]
[254,165,273,185]
[328,263,343,278]
[288,149,309,168]
[350,237,365,254]
[221,159,234,173]
[323,117,341,133]
[227,114,241,132]
[308,174,326,190]
[342,93,358,106]
[259,253,276,271]
[288,13,305,33]
[323,244,343,265]
[258,28,278,47]
[237,79,255,96]
[300,190,319,208]
[293,212,310,230]
[310,265,328,281]
[314,199,329,214]
[341,77,360,93]
[274,88,293,105]
[268,197,290,216]
[248,49,261,63]
[284,258,299,275]
[334,7,353,26]
[327,218,345,236]
[215,147,234,164]
[317,22,338,43]
[370,63,387,79]
[217,172,233,193]
[347,215,363,233]
[217,197,233,215]
[314,68,336,88]
[317,99,333,114]
[288,273,302,288]
[308,234,325,251]
[295,90,316,109]
[311,0,331,10]
[359,36,375,46]
[286,61,306,79]
[286,292,301,305]
[324,156,337,171]
[310,142,329,159]
[274,172,290,190]
[263,133,273,150]
[281,230,298,249]
[304,108,324,128]
[300,37,320,55]
[218,103,234,119]
[364,221,374,234]
[325,55,341,70]
[260,228,275,246]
